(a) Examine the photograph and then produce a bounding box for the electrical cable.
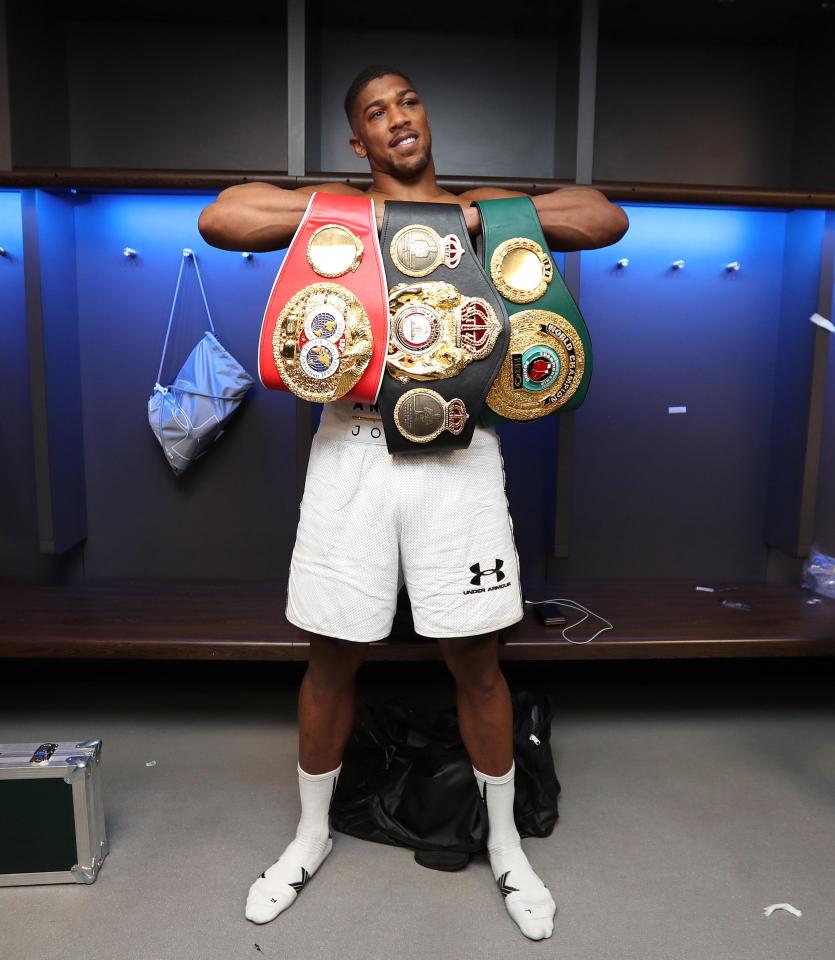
[523,597,614,645]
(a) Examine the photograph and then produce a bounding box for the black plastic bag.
[331,690,560,869]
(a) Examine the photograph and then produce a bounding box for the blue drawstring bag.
[148,249,255,475]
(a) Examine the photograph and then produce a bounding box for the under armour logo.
[497,871,519,898]
[470,559,505,586]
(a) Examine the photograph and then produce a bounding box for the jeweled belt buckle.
[274,282,373,402]
[386,281,501,383]
[486,309,585,419]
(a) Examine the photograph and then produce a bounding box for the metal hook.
[242,251,253,260]
[726,260,741,271]
[672,259,685,270]
[123,247,137,258]
[0,246,6,257]
[183,248,194,259]
[616,258,629,269]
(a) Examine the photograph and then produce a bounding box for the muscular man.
[199,64,628,941]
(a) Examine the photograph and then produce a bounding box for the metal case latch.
[29,743,59,764]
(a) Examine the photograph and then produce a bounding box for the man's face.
[350,74,432,179]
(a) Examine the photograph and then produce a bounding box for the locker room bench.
[0,578,833,661]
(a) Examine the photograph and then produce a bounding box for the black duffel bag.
[331,690,561,871]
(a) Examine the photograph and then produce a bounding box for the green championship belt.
[474,196,593,422]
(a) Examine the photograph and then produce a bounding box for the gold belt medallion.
[273,282,372,402]
[490,237,554,304]
[306,224,364,277]
[486,309,585,419]
[390,224,464,277]
[386,281,501,383]
[393,388,469,443]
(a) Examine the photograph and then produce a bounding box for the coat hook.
[242,251,253,259]
[726,260,741,271]
[123,247,137,258]
[616,258,630,268]
[183,248,194,258]
[672,259,685,270]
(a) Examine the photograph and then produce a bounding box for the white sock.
[245,762,340,924]
[473,762,556,941]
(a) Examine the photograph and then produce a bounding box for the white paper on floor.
[763,903,802,918]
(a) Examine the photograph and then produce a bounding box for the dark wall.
[6,5,71,167]
[312,27,563,179]
[790,38,835,191]
[65,18,288,170]
[594,40,796,187]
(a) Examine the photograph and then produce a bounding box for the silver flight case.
[0,739,108,886]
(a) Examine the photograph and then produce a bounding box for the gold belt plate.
[490,237,554,304]
[273,282,372,402]
[386,281,501,383]
[393,388,469,443]
[486,309,585,419]
[390,224,464,277]
[306,224,364,278]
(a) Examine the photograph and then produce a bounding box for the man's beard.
[387,137,432,179]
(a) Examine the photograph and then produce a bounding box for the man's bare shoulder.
[458,187,528,202]
[295,182,365,197]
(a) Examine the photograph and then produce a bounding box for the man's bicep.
[295,182,366,197]
[459,187,528,202]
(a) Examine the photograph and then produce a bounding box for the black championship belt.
[377,201,510,453]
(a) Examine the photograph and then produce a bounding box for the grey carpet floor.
[0,657,833,960]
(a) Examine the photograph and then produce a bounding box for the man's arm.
[459,186,628,252]
[197,181,364,252]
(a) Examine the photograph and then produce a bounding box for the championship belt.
[257,193,389,404]
[378,201,509,452]
[474,196,593,421]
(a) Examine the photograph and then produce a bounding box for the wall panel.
[66,20,288,171]
[73,193,297,579]
[313,27,561,179]
[0,189,53,575]
[560,204,787,579]
[594,41,796,187]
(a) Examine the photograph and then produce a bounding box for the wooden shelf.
[0,578,832,662]
[1,169,834,210]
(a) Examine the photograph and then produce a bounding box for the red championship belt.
[257,193,388,404]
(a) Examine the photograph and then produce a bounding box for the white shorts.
[286,401,524,643]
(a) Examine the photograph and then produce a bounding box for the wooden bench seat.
[0,578,832,661]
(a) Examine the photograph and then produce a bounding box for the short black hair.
[343,64,415,130]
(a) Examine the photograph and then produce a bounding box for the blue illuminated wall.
[557,204,788,579]
[0,190,51,575]
[71,192,295,579]
[815,270,835,556]
[1,192,832,583]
